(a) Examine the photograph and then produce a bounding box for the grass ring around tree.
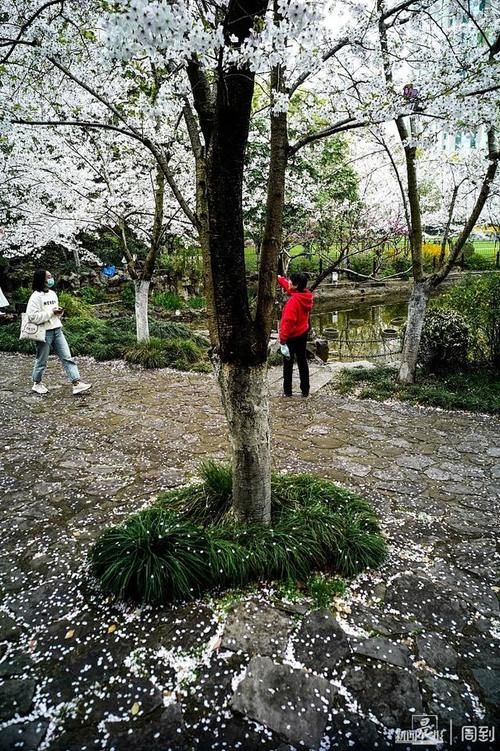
[90,461,388,605]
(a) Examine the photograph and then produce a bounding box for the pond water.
[310,300,409,363]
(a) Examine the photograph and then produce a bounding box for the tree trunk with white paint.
[134,279,150,343]
[217,361,271,524]
[398,281,431,384]
[72,246,81,271]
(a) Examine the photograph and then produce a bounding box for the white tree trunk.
[217,361,271,525]
[134,280,150,343]
[398,281,431,384]
[72,246,81,271]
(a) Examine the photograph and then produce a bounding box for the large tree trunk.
[188,0,270,523]
[398,280,431,384]
[134,279,150,342]
[217,361,271,524]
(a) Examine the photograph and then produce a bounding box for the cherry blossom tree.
[2,0,498,521]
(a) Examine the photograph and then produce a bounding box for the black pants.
[283,330,310,396]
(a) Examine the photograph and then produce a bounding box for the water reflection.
[310,302,408,362]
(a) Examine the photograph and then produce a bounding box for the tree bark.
[398,280,431,384]
[196,0,269,522]
[134,279,150,342]
[72,246,81,271]
[255,62,288,344]
[217,361,271,524]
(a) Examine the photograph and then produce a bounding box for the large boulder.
[222,600,293,658]
[232,656,335,749]
[293,608,350,676]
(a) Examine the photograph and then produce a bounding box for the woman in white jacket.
[26,269,91,395]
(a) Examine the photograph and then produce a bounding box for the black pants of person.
[283,330,310,396]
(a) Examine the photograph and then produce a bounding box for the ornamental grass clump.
[91,508,211,604]
[90,463,387,605]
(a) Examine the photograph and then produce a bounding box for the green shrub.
[92,465,387,604]
[124,337,171,368]
[188,296,206,310]
[347,252,373,277]
[150,319,209,347]
[0,322,36,353]
[306,573,346,608]
[464,253,494,271]
[335,366,499,414]
[0,313,207,365]
[435,274,500,368]
[152,291,185,310]
[158,460,233,526]
[290,255,319,273]
[11,286,31,302]
[78,286,107,304]
[58,292,93,318]
[462,240,475,261]
[124,336,205,370]
[0,313,210,368]
[418,310,469,372]
[120,282,135,308]
[91,509,211,603]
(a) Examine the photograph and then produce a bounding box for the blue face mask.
[46,278,55,289]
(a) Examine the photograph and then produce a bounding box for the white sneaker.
[73,382,92,395]
[32,382,48,395]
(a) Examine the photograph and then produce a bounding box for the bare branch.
[0,0,63,64]
[288,118,367,157]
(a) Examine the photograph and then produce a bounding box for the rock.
[315,338,329,362]
[327,709,393,750]
[396,455,434,470]
[46,725,103,751]
[343,662,422,728]
[415,632,458,673]
[352,636,411,668]
[231,656,335,748]
[222,600,293,657]
[0,720,48,750]
[426,561,499,617]
[452,539,499,583]
[0,612,21,642]
[472,669,500,707]
[347,604,420,637]
[0,652,34,677]
[420,675,474,724]
[293,608,350,675]
[0,679,36,721]
[384,573,469,631]
[107,704,187,750]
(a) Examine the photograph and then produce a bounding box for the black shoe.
[283,392,292,397]
[301,391,309,398]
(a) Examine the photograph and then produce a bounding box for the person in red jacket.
[277,272,314,397]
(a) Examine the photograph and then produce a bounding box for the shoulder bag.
[19,313,46,342]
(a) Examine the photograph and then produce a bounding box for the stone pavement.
[0,352,498,751]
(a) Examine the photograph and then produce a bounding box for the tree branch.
[430,129,499,286]
[288,118,367,157]
[0,0,63,64]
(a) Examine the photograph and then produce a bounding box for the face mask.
[46,278,55,289]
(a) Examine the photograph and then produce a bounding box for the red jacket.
[277,275,314,342]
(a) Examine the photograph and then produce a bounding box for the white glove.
[280,343,290,358]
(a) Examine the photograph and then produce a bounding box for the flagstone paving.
[0,352,498,750]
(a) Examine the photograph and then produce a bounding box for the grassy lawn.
[335,366,500,415]
[472,241,498,264]
[245,244,311,273]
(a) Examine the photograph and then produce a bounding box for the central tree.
[192,0,273,523]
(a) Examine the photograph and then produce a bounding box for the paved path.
[0,353,498,750]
